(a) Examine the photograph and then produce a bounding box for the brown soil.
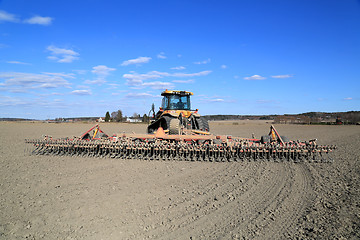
[0,121,359,239]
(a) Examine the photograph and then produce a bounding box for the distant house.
[97,117,105,122]
[126,117,141,123]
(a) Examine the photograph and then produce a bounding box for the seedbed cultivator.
[26,124,336,163]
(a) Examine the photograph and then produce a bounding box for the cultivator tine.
[25,133,336,163]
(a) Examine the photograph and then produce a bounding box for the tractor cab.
[161,90,193,110]
[147,90,207,134]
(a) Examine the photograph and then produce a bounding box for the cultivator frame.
[26,124,336,163]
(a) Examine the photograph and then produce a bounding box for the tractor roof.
[161,90,193,96]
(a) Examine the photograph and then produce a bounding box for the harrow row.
[26,138,336,163]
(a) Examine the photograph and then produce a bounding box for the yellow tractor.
[147,90,210,134]
[26,89,336,162]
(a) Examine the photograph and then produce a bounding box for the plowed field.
[0,121,359,239]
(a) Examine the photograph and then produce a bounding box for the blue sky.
[0,0,359,119]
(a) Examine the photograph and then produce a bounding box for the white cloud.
[221,65,227,69]
[0,96,67,108]
[24,15,53,25]
[199,95,235,104]
[47,46,77,56]
[91,65,116,76]
[172,70,212,78]
[0,11,53,26]
[71,90,92,95]
[194,58,211,64]
[0,96,28,106]
[157,52,166,59]
[123,71,169,86]
[211,98,225,102]
[121,56,151,66]
[123,70,211,88]
[244,75,266,80]
[125,92,156,98]
[51,92,64,96]
[73,69,87,75]
[172,79,195,84]
[84,65,116,85]
[57,55,78,63]
[0,10,19,23]
[344,97,352,100]
[42,72,75,78]
[143,81,174,89]
[171,66,186,70]
[47,56,58,61]
[6,61,31,65]
[271,74,293,79]
[84,79,107,85]
[0,72,72,92]
[47,45,79,63]
[200,97,226,103]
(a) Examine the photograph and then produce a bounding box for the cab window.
[163,95,191,110]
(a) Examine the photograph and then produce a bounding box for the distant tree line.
[203,111,360,124]
[203,115,275,121]
[0,118,35,121]
[104,110,150,123]
[274,111,360,124]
